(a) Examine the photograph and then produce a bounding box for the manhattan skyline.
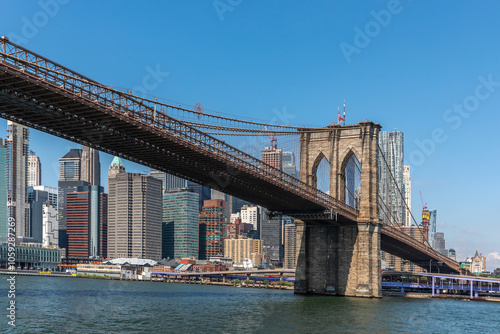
[1,1,499,269]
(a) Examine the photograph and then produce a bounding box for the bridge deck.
[381,225,463,273]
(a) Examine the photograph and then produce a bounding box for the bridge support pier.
[294,220,381,298]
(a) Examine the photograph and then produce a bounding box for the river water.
[1,276,499,333]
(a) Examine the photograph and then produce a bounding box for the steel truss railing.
[381,224,462,272]
[0,36,357,220]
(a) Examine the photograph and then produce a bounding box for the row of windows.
[0,249,61,263]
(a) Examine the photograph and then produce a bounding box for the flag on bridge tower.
[338,106,344,125]
[343,100,346,125]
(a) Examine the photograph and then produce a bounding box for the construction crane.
[264,126,277,150]
[419,191,430,241]
[419,191,427,210]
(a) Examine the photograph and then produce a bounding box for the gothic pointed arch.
[339,148,361,209]
[311,151,330,191]
[311,151,329,175]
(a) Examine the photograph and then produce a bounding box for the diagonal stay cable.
[377,144,431,247]
[378,194,399,227]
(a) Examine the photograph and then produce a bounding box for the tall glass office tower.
[378,131,405,226]
[162,189,199,260]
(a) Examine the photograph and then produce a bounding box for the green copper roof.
[110,156,124,168]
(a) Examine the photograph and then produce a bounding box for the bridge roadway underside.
[0,65,353,222]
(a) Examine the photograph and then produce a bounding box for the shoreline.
[2,271,499,300]
[384,291,500,302]
[0,270,294,290]
[151,278,295,290]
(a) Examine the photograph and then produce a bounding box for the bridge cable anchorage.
[377,144,431,247]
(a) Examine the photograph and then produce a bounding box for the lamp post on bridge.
[429,259,443,274]
[437,261,443,274]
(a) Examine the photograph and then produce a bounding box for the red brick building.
[261,146,282,175]
[199,199,226,260]
[226,218,254,240]
[66,185,107,259]
[192,263,227,273]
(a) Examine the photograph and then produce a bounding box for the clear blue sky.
[1,1,499,269]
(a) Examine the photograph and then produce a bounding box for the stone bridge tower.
[294,121,382,297]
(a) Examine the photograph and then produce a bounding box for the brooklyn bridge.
[0,36,463,297]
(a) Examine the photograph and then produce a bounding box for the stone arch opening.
[311,152,330,195]
[341,150,361,209]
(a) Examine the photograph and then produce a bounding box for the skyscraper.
[198,199,226,260]
[7,121,30,239]
[211,189,231,224]
[240,205,259,231]
[260,208,283,266]
[58,149,89,250]
[107,162,162,261]
[448,249,457,261]
[186,181,211,212]
[59,149,82,182]
[261,147,283,174]
[162,188,199,260]
[0,139,7,243]
[231,196,252,214]
[421,209,430,241]
[81,146,100,186]
[226,220,239,240]
[30,186,57,209]
[226,217,253,240]
[107,156,126,179]
[433,232,446,254]
[282,151,298,178]
[428,209,437,247]
[283,223,297,269]
[224,238,263,266]
[150,168,187,193]
[403,165,411,227]
[66,185,107,259]
[27,154,41,187]
[28,186,57,244]
[42,202,58,248]
[378,131,405,225]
